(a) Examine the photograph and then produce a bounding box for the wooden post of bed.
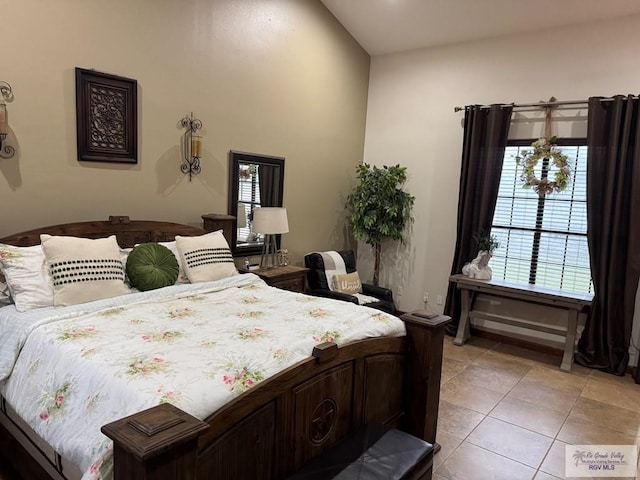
[102,403,208,480]
[400,311,451,452]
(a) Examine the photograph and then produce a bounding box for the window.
[490,139,592,294]
[237,165,261,242]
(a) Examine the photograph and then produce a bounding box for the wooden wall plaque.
[75,68,137,163]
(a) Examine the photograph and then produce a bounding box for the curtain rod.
[453,99,587,112]
[454,95,640,113]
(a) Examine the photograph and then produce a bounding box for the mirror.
[228,150,285,257]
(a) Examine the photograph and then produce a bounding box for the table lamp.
[252,207,289,268]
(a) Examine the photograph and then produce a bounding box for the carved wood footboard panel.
[204,341,405,479]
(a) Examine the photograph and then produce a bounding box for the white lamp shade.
[237,202,248,229]
[252,207,289,234]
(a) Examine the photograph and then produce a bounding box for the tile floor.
[434,336,640,480]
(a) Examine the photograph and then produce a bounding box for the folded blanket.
[318,251,346,292]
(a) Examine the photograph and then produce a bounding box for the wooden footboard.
[102,314,449,480]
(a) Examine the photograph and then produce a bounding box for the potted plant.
[346,163,415,286]
[474,230,500,255]
[463,231,500,280]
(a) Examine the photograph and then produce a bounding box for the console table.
[449,274,593,371]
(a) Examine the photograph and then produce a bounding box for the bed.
[0,216,448,480]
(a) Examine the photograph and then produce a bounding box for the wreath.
[515,136,570,196]
[239,164,257,180]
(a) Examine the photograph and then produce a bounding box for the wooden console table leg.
[453,289,472,346]
[561,309,578,372]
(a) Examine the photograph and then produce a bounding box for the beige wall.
[363,15,640,362]
[0,0,370,264]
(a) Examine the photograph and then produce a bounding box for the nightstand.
[244,265,309,293]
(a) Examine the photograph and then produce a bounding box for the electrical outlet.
[436,294,443,305]
[423,292,429,303]
[397,286,403,297]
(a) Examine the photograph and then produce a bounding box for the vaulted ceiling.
[321,0,640,55]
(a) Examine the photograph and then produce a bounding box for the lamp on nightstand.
[252,207,288,269]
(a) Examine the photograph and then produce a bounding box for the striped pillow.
[175,231,237,283]
[40,234,129,306]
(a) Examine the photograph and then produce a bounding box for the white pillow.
[119,247,139,291]
[0,243,54,311]
[41,234,129,306]
[158,241,189,284]
[120,247,132,268]
[175,231,237,283]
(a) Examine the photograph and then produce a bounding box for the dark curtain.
[575,95,640,379]
[443,105,513,329]
[259,164,280,207]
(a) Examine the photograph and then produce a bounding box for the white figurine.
[462,251,492,280]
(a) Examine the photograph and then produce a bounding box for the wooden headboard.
[0,215,211,248]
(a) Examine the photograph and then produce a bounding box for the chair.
[304,250,396,314]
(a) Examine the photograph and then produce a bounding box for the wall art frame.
[75,67,138,164]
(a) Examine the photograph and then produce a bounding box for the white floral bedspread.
[0,274,404,480]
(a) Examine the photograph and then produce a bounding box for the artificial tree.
[346,163,415,286]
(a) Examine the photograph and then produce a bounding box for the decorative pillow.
[158,241,190,284]
[126,243,179,291]
[40,234,129,306]
[332,271,363,295]
[175,231,237,283]
[0,243,54,311]
[120,247,132,268]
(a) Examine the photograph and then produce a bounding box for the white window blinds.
[237,170,261,241]
[490,141,592,294]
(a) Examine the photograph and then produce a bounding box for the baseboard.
[471,327,563,357]
[471,327,637,377]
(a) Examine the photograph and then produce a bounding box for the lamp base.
[260,234,280,269]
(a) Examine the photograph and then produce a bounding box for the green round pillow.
[126,243,179,291]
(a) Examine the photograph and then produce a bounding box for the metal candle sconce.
[0,81,15,159]
[180,112,203,181]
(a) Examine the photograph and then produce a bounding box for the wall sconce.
[0,81,15,159]
[252,207,289,269]
[180,112,203,181]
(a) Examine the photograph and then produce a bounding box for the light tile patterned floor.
[434,337,640,480]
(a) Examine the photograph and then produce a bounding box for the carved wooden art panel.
[75,68,137,163]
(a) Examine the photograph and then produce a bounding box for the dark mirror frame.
[228,150,285,257]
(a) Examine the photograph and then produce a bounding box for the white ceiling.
[321,0,640,56]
